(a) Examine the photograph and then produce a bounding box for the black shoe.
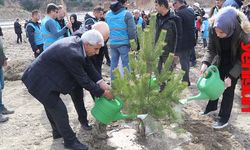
[81,123,92,130]
[2,107,14,115]
[199,109,217,116]
[212,121,228,129]
[64,139,88,150]
[53,132,62,139]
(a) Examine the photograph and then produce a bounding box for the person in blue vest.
[201,14,209,48]
[133,9,145,29]
[56,5,71,37]
[106,0,137,80]
[41,3,72,50]
[26,10,44,58]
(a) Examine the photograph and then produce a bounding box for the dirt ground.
[0,28,250,150]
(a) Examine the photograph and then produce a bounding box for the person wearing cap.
[22,29,113,150]
[172,0,196,86]
[106,0,137,80]
[200,6,250,129]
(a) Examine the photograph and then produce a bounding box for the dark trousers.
[190,47,197,65]
[16,33,22,43]
[34,44,44,58]
[205,66,238,123]
[43,91,76,144]
[203,38,207,48]
[70,86,88,124]
[175,49,191,84]
[104,46,111,65]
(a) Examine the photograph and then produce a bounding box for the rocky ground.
[0,28,249,150]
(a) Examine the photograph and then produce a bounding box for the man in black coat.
[173,0,196,86]
[14,18,22,43]
[154,0,182,72]
[22,30,113,150]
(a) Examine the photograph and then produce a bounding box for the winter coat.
[202,7,250,79]
[175,5,196,50]
[155,11,182,55]
[14,21,22,34]
[84,13,98,30]
[22,36,104,107]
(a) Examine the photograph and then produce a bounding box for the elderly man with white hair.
[21,30,113,150]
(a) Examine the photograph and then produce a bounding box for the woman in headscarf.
[200,6,250,129]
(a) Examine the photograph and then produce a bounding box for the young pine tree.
[111,14,186,121]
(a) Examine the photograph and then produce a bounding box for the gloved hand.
[224,77,232,88]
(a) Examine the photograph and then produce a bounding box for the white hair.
[81,29,104,46]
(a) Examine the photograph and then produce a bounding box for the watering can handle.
[208,65,220,78]
[116,96,124,109]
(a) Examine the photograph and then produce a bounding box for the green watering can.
[180,65,225,104]
[91,96,147,125]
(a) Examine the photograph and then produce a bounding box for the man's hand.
[200,64,208,75]
[36,49,40,54]
[103,90,114,100]
[224,77,232,88]
[99,80,111,90]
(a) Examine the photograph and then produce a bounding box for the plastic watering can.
[180,65,225,104]
[91,97,147,125]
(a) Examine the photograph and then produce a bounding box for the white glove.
[224,77,232,88]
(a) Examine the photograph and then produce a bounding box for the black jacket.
[14,21,22,34]
[70,14,82,32]
[22,36,104,107]
[176,5,196,50]
[155,11,182,55]
[84,13,98,30]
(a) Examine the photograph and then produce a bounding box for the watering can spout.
[186,92,210,101]
[114,112,137,121]
[179,92,210,104]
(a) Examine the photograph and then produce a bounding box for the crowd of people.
[0,0,250,149]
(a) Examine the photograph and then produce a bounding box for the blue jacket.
[201,19,209,39]
[41,16,67,50]
[26,21,44,51]
[21,36,104,107]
